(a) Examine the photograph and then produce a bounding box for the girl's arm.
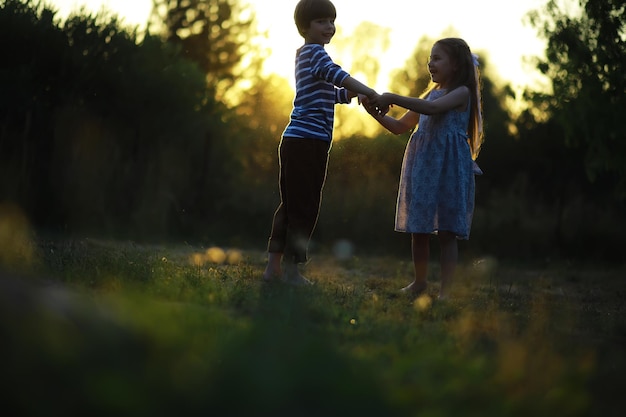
[377,111,420,135]
[373,86,470,115]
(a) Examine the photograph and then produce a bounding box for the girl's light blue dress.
[395,89,476,239]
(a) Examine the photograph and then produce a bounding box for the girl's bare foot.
[400,281,427,296]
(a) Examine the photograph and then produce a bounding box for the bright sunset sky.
[49,0,550,92]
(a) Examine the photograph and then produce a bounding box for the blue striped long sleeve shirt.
[282,44,351,142]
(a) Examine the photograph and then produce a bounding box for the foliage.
[149,0,258,98]
[388,35,434,100]
[332,22,393,138]
[526,0,626,198]
[2,237,624,416]
[0,0,232,239]
[338,22,391,88]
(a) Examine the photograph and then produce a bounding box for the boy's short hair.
[294,0,337,37]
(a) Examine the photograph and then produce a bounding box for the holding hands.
[360,93,391,118]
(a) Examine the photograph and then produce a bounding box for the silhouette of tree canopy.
[0,0,233,237]
[330,22,391,138]
[526,0,626,198]
[149,0,256,96]
[388,36,433,100]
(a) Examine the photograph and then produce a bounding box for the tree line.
[0,0,623,262]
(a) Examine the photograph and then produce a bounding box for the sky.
[48,0,550,92]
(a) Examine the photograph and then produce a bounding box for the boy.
[262,0,380,284]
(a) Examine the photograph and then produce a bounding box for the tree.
[526,0,626,198]
[330,22,391,138]
[0,0,69,219]
[149,0,257,98]
[388,35,434,100]
[0,0,239,238]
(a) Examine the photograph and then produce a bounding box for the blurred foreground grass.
[1,237,624,417]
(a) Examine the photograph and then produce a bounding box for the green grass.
[1,238,624,416]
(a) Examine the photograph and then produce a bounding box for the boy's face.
[303,17,336,44]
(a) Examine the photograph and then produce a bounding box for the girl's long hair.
[422,38,484,160]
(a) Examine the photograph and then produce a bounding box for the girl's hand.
[371,93,394,110]
[359,95,382,117]
[367,93,392,116]
[361,94,389,117]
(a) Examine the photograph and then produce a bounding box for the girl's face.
[304,17,336,44]
[428,44,456,88]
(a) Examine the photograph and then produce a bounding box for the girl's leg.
[438,231,458,299]
[402,233,429,294]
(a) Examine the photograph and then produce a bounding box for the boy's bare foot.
[262,269,281,282]
[437,289,452,301]
[400,281,427,296]
[284,273,313,286]
[262,252,283,282]
[283,264,313,286]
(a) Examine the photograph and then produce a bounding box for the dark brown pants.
[267,137,330,264]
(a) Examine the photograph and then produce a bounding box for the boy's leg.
[402,233,429,294]
[281,138,329,283]
[263,140,289,281]
[438,231,458,299]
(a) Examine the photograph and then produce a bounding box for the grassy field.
[2,237,624,416]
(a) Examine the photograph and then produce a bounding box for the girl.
[365,37,483,299]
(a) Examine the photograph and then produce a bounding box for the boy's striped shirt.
[282,43,351,142]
